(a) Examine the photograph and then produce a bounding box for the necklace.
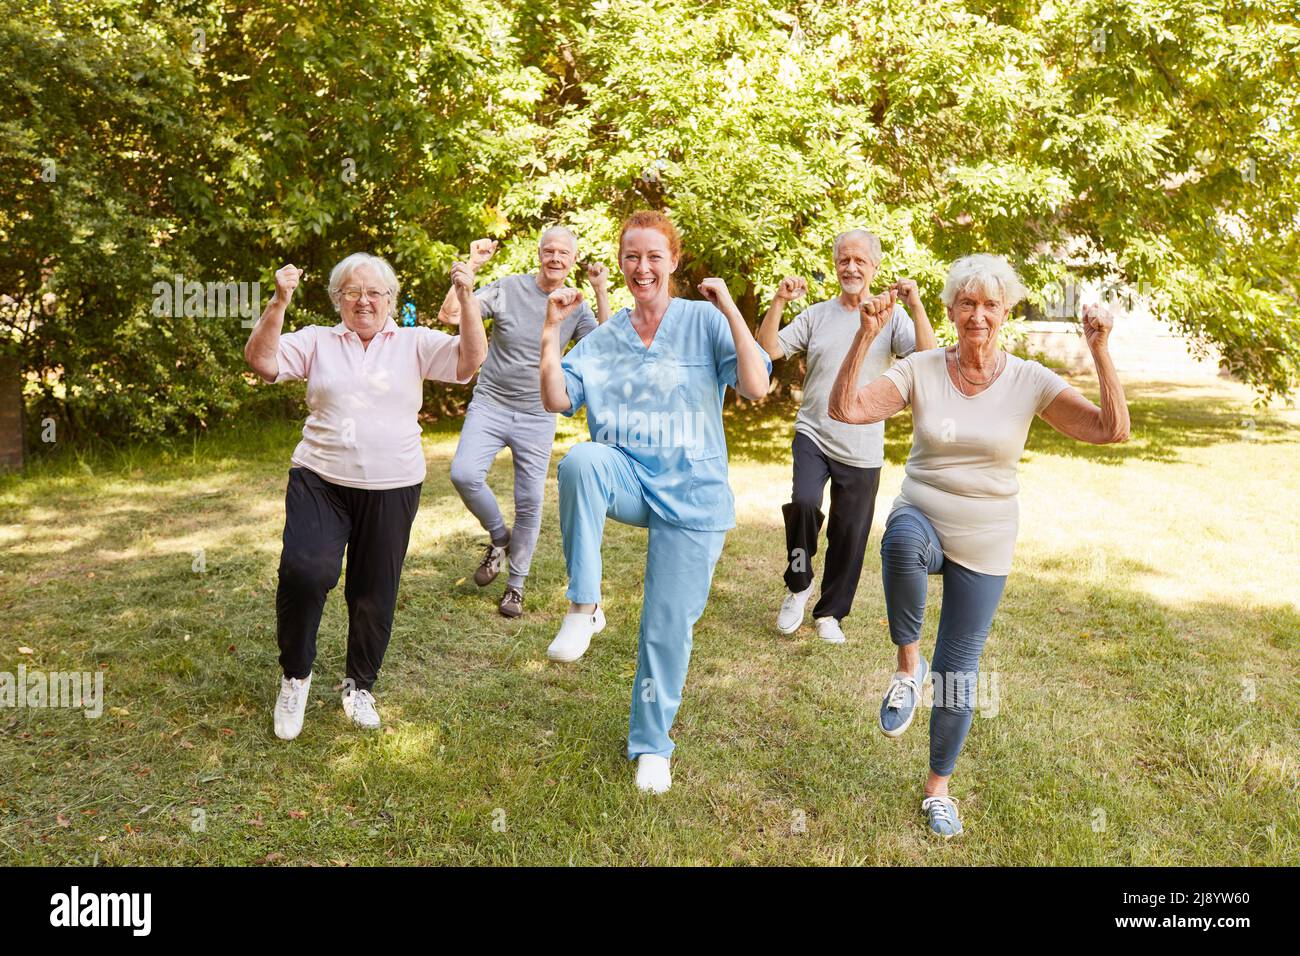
[951,347,1003,390]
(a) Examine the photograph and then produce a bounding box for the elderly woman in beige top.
[829,254,1130,837]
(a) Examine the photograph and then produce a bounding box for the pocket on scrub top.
[675,355,719,404]
[687,448,729,505]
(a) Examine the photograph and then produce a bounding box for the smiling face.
[537,229,578,286]
[619,226,677,308]
[834,236,879,296]
[338,263,394,340]
[947,285,1010,347]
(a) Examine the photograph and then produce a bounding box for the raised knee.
[279,551,339,594]
[558,442,603,485]
[788,494,822,513]
[881,519,929,567]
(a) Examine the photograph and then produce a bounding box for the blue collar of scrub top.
[616,297,682,355]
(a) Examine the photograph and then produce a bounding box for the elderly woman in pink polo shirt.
[244,253,487,740]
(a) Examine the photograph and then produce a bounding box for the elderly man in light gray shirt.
[756,229,935,643]
[439,227,610,618]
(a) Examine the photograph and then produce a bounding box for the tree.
[508,0,1299,398]
[2,0,1295,444]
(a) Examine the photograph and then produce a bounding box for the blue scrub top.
[561,297,772,532]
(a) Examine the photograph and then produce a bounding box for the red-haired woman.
[537,211,772,792]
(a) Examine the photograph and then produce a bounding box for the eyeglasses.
[954,299,1003,313]
[339,288,392,302]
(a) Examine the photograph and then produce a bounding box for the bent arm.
[244,295,289,383]
[828,326,908,423]
[906,299,937,353]
[436,283,461,326]
[721,305,770,401]
[756,295,787,361]
[829,376,907,424]
[539,323,572,413]
[454,283,488,380]
[1039,347,1130,444]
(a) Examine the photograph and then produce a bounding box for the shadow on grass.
[0,378,1297,863]
[1,543,1295,864]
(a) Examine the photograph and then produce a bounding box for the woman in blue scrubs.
[538,210,772,793]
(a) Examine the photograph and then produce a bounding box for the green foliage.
[2,0,1296,441]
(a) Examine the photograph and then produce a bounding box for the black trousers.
[782,432,881,621]
[276,467,421,691]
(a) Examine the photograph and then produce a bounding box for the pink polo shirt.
[274,318,471,490]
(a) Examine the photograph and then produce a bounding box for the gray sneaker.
[499,586,524,618]
[473,535,510,587]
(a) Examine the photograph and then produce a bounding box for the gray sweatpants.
[449,398,558,589]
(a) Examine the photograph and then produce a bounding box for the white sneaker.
[340,678,380,730]
[777,584,814,633]
[273,673,312,740]
[635,754,672,794]
[815,616,846,644]
[547,606,606,662]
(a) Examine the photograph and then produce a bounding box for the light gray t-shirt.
[474,273,597,415]
[777,299,916,468]
[881,349,1070,575]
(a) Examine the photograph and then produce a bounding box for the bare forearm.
[1091,343,1130,442]
[757,297,787,360]
[593,285,611,325]
[539,327,571,412]
[437,284,461,326]
[720,303,770,400]
[828,328,880,423]
[244,296,288,383]
[455,286,487,379]
[909,300,936,352]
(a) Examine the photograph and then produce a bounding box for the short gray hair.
[328,253,399,313]
[833,229,883,265]
[539,226,578,254]
[940,254,1027,310]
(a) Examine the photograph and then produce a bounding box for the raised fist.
[776,276,808,303]
[469,238,499,269]
[586,261,609,290]
[888,278,921,310]
[1081,303,1113,350]
[697,277,734,309]
[545,287,584,327]
[859,290,897,337]
[450,261,475,292]
[274,264,303,303]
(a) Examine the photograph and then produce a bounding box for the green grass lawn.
[1,376,1297,865]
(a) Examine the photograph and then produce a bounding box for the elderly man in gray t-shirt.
[439,227,610,618]
[757,229,935,643]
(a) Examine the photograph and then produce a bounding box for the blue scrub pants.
[557,441,726,760]
[880,505,1007,777]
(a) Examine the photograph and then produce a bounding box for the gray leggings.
[450,399,558,588]
[880,505,1007,776]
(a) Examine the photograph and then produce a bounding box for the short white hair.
[833,229,882,265]
[539,226,578,254]
[940,254,1027,310]
[328,253,399,313]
